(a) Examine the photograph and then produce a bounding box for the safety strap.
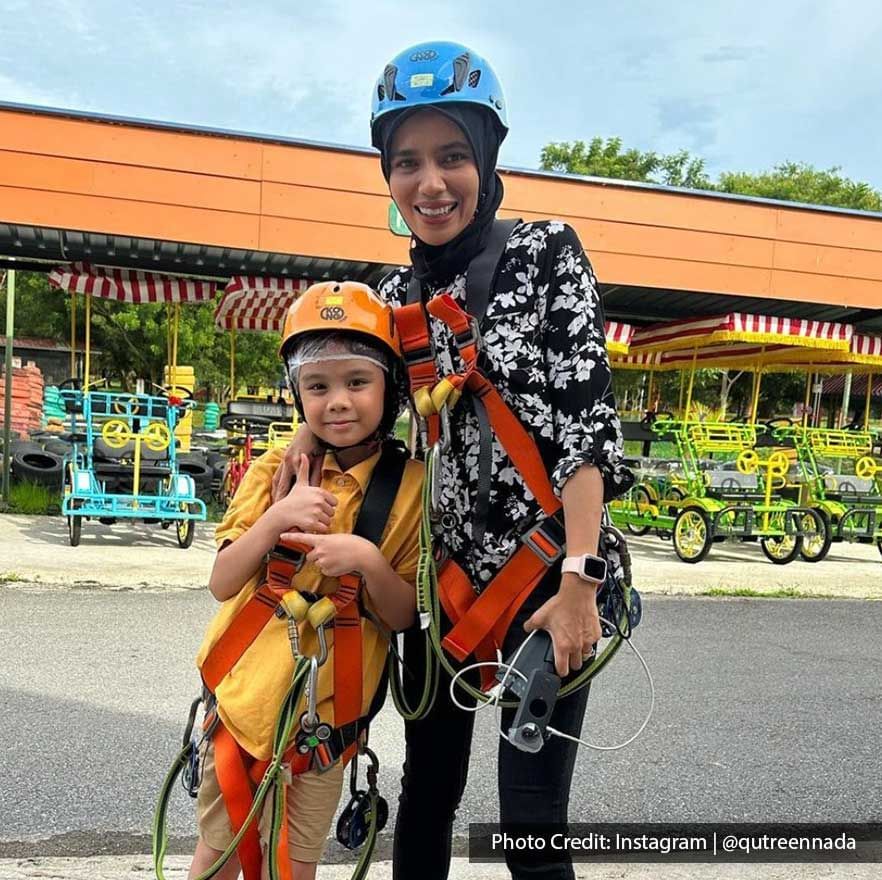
[391,219,573,678]
[200,441,408,696]
[465,218,520,323]
[213,717,361,880]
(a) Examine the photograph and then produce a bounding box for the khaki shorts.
[196,739,345,864]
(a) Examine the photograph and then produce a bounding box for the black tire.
[12,449,64,487]
[877,539,882,559]
[799,509,832,563]
[43,439,73,456]
[206,451,226,468]
[161,520,172,530]
[626,484,653,536]
[68,512,82,547]
[664,486,685,517]
[177,454,212,486]
[673,507,713,563]
[177,511,195,549]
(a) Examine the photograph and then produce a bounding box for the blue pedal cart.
[61,389,206,547]
[48,262,216,547]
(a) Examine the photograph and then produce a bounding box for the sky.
[2,0,882,190]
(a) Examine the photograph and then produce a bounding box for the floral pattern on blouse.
[379,220,634,588]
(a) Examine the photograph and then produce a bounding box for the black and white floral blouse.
[379,220,634,589]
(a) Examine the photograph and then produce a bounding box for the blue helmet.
[370,41,509,149]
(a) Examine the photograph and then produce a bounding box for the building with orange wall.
[1,102,881,331]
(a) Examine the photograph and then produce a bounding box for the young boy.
[189,282,422,880]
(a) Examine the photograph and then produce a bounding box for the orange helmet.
[279,281,400,358]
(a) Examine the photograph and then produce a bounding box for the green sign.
[388,202,411,237]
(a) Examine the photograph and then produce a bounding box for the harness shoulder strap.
[352,440,409,545]
[466,218,520,323]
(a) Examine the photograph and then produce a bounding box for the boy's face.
[298,357,386,446]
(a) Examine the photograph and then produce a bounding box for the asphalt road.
[1,586,880,862]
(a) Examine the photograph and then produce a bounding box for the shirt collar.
[321,449,382,494]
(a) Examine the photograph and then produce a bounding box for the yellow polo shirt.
[195,446,423,759]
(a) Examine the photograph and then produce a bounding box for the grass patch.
[0,571,26,585]
[7,481,62,516]
[701,586,841,600]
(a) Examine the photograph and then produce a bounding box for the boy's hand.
[271,425,319,503]
[281,531,379,579]
[271,454,337,536]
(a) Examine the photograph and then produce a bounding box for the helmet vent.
[468,70,481,88]
[377,84,385,101]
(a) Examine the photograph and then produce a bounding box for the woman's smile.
[388,110,479,246]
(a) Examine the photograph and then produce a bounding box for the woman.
[275,41,633,880]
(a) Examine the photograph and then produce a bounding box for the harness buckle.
[520,514,566,566]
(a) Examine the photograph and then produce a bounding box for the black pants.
[392,568,591,880]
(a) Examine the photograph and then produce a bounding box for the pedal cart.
[47,263,212,546]
[621,312,854,563]
[765,330,882,561]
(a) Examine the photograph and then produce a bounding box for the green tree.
[717,162,882,212]
[540,137,714,189]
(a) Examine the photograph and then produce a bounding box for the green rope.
[152,658,310,880]
[395,446,634,712]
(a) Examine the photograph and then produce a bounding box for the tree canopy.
[540,137,882,211]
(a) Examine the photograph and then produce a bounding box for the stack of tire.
[177,451,213,502]
[5,436,65,488]
[203,402,220,432]
[207,450,228,502]
[43,386,67,424]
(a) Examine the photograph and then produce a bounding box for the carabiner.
[304,655,320,731]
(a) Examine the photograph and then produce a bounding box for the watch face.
[582,555,607,582]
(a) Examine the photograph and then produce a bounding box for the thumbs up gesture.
[270,453,338,536]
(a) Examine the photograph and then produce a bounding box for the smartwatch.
[561,553,607,584]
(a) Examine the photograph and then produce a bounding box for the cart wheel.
[760,515,802,564]
[177,512,195,549]
[626,485,653,536]
[877,539,882,559]
[664,486,685,516]
[68,514,82,547]
[673,507,713,563]
[161,520,172,530]
[799,509,831,563]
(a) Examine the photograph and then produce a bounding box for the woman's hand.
[280,531,378,578]
[270,454,337,536]
[523,574,602,678]
[271,423,319,503]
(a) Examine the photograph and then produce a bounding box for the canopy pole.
[171,303,180,391]
[864,373,873,431]
[2,270,15,504]
[749,347,766,424]
[839,370,853,429]
[166,303,171,375]
[646,369,655,414]
[802,373,813,429]
[70,291,77,379]
[84,292,92,392]
[750,369,764,424]
[230,330,236,402]
[678,369,686,415]
[684,346,698,420]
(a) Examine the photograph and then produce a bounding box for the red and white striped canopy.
[214,277,313,332]
[630,312,853,355]
[604,321,634,356]
[48,262,217,303]
[822,373,882,397]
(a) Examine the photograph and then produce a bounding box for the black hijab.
[376,103,505,286]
